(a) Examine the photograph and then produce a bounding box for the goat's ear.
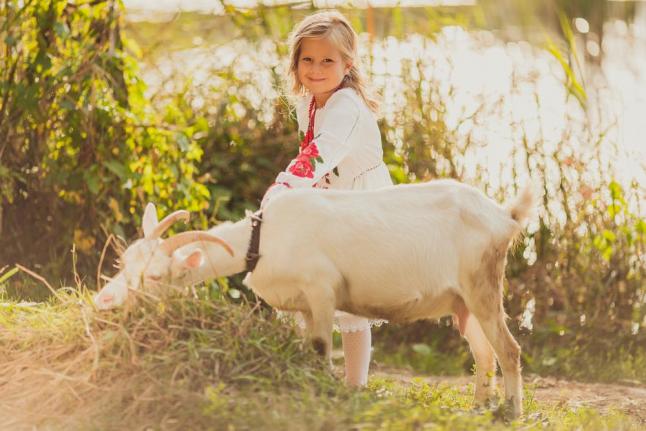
[142,203,158,238]
[181,249,204,270]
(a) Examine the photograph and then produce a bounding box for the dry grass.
[0,284,331,430]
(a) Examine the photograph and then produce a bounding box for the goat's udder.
[452,297,470,337]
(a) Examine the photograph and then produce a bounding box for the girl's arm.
[261,92,360,207]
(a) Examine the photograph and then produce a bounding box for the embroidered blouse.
[273,88,387,191]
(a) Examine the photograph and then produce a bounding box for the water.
[124,0,477,15]
[127,1,646,216]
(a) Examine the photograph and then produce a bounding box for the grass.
[372,335,646,388]
[521,339,646,386]
[0,284,643,430]
[371,324,473,377]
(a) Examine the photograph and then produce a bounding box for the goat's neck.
[179,217,252,284]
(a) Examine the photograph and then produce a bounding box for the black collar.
[245,211,263,272]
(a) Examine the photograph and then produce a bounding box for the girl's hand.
[261,182,291,209]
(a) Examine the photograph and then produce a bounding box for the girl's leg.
[341,327,371,386]
[337,311,372,387]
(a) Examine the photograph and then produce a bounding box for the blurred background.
[1,0,644,382]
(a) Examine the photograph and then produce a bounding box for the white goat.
[94,179,534,418]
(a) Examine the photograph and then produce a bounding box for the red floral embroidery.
[288,97,324,179]
[300,142,319,158]
[288,157,314,178]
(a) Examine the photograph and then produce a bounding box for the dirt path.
[372,366,646,423]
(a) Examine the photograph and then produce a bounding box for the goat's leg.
[463,315,497,407]
[300,311,314,338]
[466,296,522,418]
[302,287,336,365]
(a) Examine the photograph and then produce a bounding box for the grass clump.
[0,285,337,429]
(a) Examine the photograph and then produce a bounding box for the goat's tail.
[506,185,536,227]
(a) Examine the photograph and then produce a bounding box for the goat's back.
[260,180,518,308]
[265,179,515,240]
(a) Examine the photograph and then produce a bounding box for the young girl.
[260,10,393,387]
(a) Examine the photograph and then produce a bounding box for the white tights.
[341,327,372,387]
[289,311,374,386]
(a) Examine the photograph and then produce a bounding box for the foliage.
[0,0,208,281]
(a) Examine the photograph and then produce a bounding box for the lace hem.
[277,310,387,333]
[335,318,387,333]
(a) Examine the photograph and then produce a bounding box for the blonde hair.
[287,10,379,113]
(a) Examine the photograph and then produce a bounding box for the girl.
[261,10,393,387]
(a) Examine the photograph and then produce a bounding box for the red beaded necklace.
[300,96,317,151]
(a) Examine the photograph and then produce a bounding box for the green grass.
[0,284,642,430]
[371,326,646,387]
[520,334,646,385]
[373,339,472,376]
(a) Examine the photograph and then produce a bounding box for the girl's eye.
[301,57,312,63]
[146,275,162,281]
[324,58,334,63]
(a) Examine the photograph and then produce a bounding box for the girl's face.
[297,37,351,103]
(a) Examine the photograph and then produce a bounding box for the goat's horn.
[160,231,234,257]
[148,210,190,239]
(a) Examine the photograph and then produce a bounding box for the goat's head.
[93,203,233,310]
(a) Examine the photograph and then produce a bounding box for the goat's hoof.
[311,337,327,357]
[474,393,499,410]
[493,397,522,421]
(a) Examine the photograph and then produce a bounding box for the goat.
[94,179,534,418]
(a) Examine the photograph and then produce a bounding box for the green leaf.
[0,266,19,285]
[84,171,100,194]
[602,246,613,262]
[542,356,557,367]
[59,99,76,111]
[608,203,621,218]
[176,132,190,152]
[609,181,623,201]
[592,235,606,252]
[602,229,616,242]
[104,160,129,180]
[412,343,432,356]
[4,35,17,47]
[636,219,646,235]
[54,22,69,39]
[545,36,587,109]
[34,50,52,72]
